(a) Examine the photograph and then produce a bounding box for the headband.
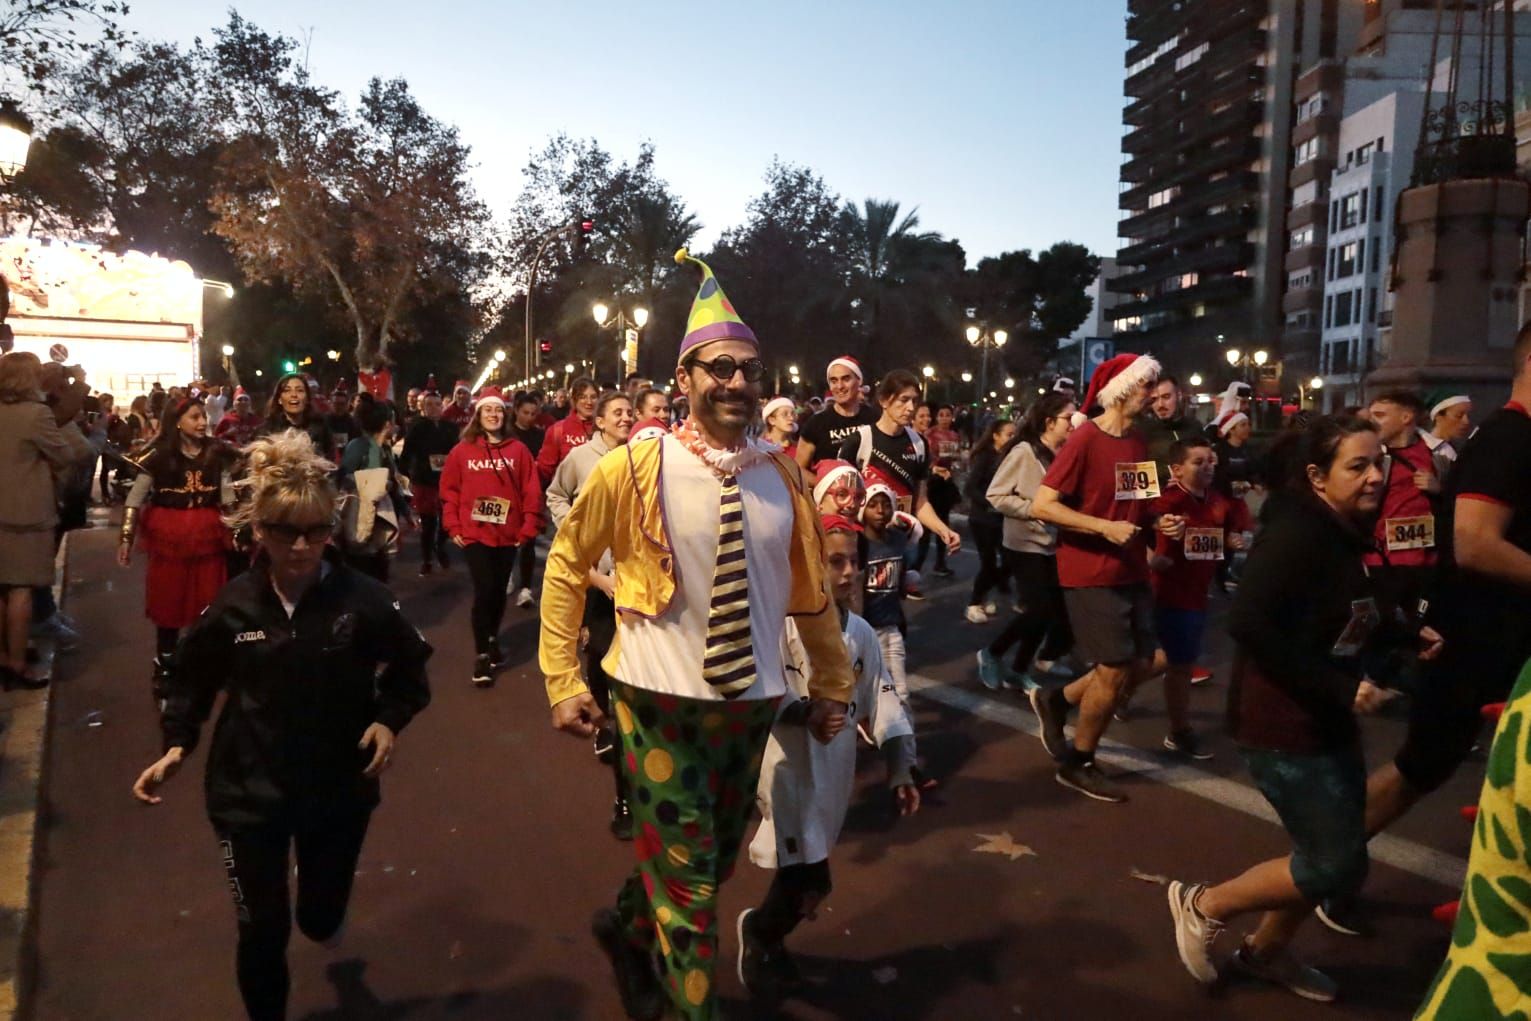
[1430,394,1471,419]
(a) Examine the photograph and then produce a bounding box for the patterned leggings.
[611,681,778,1020]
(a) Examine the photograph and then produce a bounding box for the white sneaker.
[1168,881,1223,984]
[964,605,989,624]
[516,588,535,608]
[983,601,998,616]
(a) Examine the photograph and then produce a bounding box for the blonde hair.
[225,429,339,534]
[0,351,42,403]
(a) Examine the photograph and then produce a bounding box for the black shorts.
[1063,584,1155,666]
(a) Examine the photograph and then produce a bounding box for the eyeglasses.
[259,520,334,545]
[686,354,767,384]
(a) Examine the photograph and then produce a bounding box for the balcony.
[1281,285,1323,316]
[1113,241,1256,293]
[1110,274,1255,320]
[1292,112,1340,148]
[1206,65,1266,107]
[1283,245,1325,274]
[1287,200,1327,231]
[1118,171,1260,236]
[1290,155,1336,189]
[1116,206,1256,264]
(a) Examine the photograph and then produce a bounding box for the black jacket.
[399,417,459,488]
[964,443,1005,525]
[162,552,432,828]
[1226,491,1412,752]
[255,415,336,460]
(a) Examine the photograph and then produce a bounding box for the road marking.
[907,674,1468,890]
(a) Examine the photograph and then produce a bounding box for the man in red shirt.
[536,377,597,484]
[1366,391,1439,589]
[442,382,473,426]
[1031,352,1179,803]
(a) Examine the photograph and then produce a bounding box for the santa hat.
[812,460,863,507]
[827,356,863,381]
[1218,412,1250,437]
[820,512,862,535]
[1426,390,1471,420]
[1081,353,1161,412]
[453,380,470,394]
[761,396,795,423]
[233,386,249,400]
[630,417,669,443]
[674,248,757,363]
[861,483,899,523]
[893,509,924,543]
[473,386,506,409]
[332,378,351,393]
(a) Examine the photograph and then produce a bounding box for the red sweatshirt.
[440,435,543,547]
[536,409,595,484]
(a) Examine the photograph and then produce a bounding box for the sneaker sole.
[1231,955,1337,1002]
[472,677,494,688]
[1028,688,1066,759]
[1162,738,1214,761]
[1054,770,1126,803]
[1313,903,1366,937]
[976,652,1002,691]
[1168,883,1219,984]
[736,909,752,988]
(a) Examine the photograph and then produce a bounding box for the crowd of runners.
[1,245,1527,1020]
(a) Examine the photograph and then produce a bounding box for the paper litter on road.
[1129,868,1169,885]
[872,965,898,985]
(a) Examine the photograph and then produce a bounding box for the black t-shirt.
[799,404,880,467]
[837,423,929,507]
[511,424,545,458]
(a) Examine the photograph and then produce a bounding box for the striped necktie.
[702,477,755,697]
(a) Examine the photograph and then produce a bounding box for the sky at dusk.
[111,1,1130,264]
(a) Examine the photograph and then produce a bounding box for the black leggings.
[988,550,1072,671]
[217,810,371,1021]
[516,541,538,592]
[752,860,833,945]
[585,587,628,803]
[156,627,180,659]
[915,479,958,572]
[968,518,1007,606]
[418,514,446,564]
[464,543,519,655]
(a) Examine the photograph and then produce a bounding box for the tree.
[963,243,1101,379]
[0,0,130,96]
[206,16,489,369]
[841,198,964,369]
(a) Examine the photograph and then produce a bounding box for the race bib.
[1114,461,1160,501]
[1183,527,1225,561]
[429,453,447,471]
[1386,515,1435,552]
[471,495,511,525]
[897,493,914,514]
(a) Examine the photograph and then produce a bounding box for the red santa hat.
[812,460,863,507]
[820,512,862,535]
[630,417,669,443]
[453,380,470,394]
[761,396,796,422]
[1218,411,1250,437]
[473,386,506,409]
[827,356,863,381]
[233,386,249,400]
[1081,353,1161,412]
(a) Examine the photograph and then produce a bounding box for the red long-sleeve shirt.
[440,436,543,547]
[536,409,595,484]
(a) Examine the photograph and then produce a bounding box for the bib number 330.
[1114,461,1161,501]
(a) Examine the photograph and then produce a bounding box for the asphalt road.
[26,522,1480,1020]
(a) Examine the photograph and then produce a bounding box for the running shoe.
[1029,686,1070,759]
[1168,881,1223,984]
[1313,898,1371,937]
[976,649,1005,691]
[1112,690,1134,723]
[593,724,617,764]
[983,601,999,616]
[736,909,801,1001]
[592,908,666,1021]
[487,638,505,667]
[1190,666,1214,686]
[1163,729,1215,761]
[32,614,81,652]
[965,605,989,625]
[1000,665,1036,692]
[905,588,926,602]
[932,565,955,579]
[610,796,633,841]
[516,587,536,609]
[472,654,494,688]
[1055,760,1126,803]
[1229,941,1337,1002]
[418,560,433,577]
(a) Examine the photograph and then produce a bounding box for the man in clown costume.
[539,248,853,1021]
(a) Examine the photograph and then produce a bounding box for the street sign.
[1082,338,1114,384]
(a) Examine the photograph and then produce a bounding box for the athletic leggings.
[156,626,180,659]
[418,514,445,564]
[216,810,371,1021]
[584,587,629,804]
[751,860,833,945]
[915,479,957,572]
[988,550,1073,671]
[463,543,519,655]
[968,517,1007,606]
[515,540,538,592]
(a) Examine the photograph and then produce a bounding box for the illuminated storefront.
[1,237,202,399]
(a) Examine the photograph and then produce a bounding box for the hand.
[116,542,132,567]
[1417,625,1445,662]
[1099,519,1140,546]
[807,699,849,744]
[359,722,396,778]
[894,783,921,817]
[552,692,606,739]
[592,572,616,598]
[932,466,952,480]
[1413,470,1440,494]
[1228,531,1249,552]
[942,529,961,554]
[132,747,185,804]
[1157,513,1186,540]
[1353,679,1389,715]
[451,534,468,548]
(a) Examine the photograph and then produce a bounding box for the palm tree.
[841,199,961,366]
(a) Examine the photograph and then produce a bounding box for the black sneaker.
[1164,729,1214,761]
[610,797,633,841]
[436,545,451,569]
[471,654,493,688]
[418,560,433,577]
[1056,760,1127,803]
[1314,897,1371,937]
[151,654,173,708]
[932,565,955,579]
[736,908,801,1001]
[591,908,665,1021]
[1028,685,1070,760]
[487,638,505,667]
[593,724,617,764]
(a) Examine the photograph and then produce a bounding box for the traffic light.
[540,340,553,355]
[572,216,595,257]
[282,359,297,374]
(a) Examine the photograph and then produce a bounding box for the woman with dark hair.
[256,372,335,457]
[118,397,237,703]
[915,402,962,578]
[132,430,431,1021]
[1167,415,1442,1002]
[439,388,543,688]
[979,393,1077,689]
[338,393,406,582]
[963,416,1016,623]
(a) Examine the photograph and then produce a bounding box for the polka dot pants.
[611,681,778,1020]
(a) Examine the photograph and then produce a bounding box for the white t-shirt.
[613,435,792,702]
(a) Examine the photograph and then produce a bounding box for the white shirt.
[1422,430,1459,463]
[614,435,792,701]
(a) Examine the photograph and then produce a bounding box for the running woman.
[918,403,963,579]
[255,372,335,458]
[131,429,431,1021]
[118,397,237,704]
[795,356,878,471]
[1422,390,1472,467]
[963,416,1015,623]
[439,387,543,687]
[1167,415,1440,1002]
[738,512,918,1004]
[398,390,458,576]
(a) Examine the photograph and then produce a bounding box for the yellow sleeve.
[539,455,619,707]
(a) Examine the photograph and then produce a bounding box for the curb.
[0,534,68,1021]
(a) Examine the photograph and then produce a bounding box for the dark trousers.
[752,860,833,945]
[515,540,538,592]
[914,478,958,572]
[418,515,448,565]
[217,810,371,1021]
[463,543,519,655]
[968,517,1007,606]
[585,588,627,803]
[988,550,1073,671]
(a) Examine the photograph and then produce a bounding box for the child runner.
[738,513,919,1004]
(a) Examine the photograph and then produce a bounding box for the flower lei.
[672,419,774,478]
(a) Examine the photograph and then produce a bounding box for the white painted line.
[907,673,1468,890]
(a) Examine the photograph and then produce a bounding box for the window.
[1371,241,1381,274]
[1175,41,1209,71]
[1334,290,1354,327]
[1368,287,1378,323]
[1355,239,1364,270]
[1327,247,1337,281]
[1355,141,1375,166]
[1148,186,1179,209]
[1340,193,1361,229]
[1337,241,1359,278]
[1295,138,1320,166]
[1291,225,1315,249]
[1325,294,1334,328]
[1374,186,1385,221]
[1330,199,1340,232]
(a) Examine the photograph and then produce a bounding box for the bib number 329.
[471,495,511,525]
[1114,461,1161,501]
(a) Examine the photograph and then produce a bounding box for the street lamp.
[202,279,236,298]
[1189,372,1203,388]
[1225,348,1273,426]
[0,100,33,180]
[594,300,649,381]
[221,344,235,358]
[494,350,507,363]
[326,349,341,362]
[961,371,973,383]
[219,343,238,385]
[1004,377,1015,390]
[966,324,1008,405]
[1253,349,1269,367]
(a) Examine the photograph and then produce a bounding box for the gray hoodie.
[986,441,1058,556]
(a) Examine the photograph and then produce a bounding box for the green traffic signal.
[282,360,297,373]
